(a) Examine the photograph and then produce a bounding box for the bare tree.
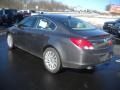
[0,0,70,11]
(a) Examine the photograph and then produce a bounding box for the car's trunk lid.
[72,29,112,49]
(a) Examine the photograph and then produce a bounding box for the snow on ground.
[48,12,119,28]
[77,17,117,28]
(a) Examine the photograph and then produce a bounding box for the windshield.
[5,9,17,15]
[60,17,96,30]
[0,10,2,15]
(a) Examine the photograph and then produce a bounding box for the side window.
[18,17,36,28]
[116,19,120,23]
[115,23,120,28]
[37,18,56,31]
[0,10,3,15]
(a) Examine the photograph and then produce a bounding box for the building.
[107,4,120,14]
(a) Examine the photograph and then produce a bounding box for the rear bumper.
[68,52,112,69]
[62,47,113,69]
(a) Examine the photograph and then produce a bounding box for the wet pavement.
[1,33,120,90]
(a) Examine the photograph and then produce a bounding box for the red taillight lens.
[108,40,112,46]
[70,38,94,50]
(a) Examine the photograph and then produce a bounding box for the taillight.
[70,38,94,50]
[108,40,112,46]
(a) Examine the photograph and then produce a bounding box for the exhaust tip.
[86,66,93,70]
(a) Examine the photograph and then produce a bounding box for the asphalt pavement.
[1,31,120,90]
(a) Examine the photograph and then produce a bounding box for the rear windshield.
[60,17,96,30]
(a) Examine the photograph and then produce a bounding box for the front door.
[13,16,37,50]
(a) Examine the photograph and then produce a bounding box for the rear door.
[27,17,57,57]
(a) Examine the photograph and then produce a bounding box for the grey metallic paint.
[8,14,113,69]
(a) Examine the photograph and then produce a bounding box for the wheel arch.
[43,44,66,67]
[6,30,13,36]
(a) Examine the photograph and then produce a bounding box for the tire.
[43,47,62,73]
[7,34,14,49]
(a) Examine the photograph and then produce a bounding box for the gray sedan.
[7,14,113,73]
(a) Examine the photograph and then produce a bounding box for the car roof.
[35,14,72,21]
